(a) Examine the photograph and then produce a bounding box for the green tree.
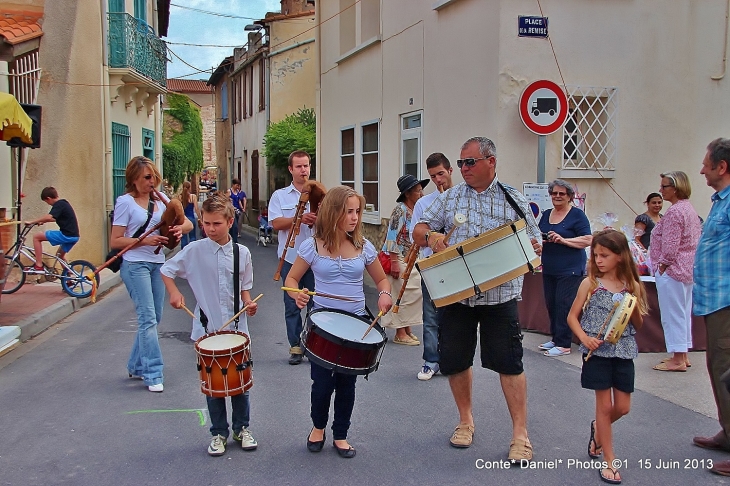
[263,107,316,172]
[162,93,204,190]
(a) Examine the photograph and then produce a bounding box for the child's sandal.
[588,420,603,458]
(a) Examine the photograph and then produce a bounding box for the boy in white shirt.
[161,193,259,456]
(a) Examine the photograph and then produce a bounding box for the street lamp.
[244,23,268,45]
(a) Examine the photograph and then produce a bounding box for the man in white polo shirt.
[269,151,317,365]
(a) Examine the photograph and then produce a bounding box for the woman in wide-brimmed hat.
[381,174,429,345]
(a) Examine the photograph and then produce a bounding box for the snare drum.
[301,308,387,375]
[194,331,253,397]
[603,294,637,345]
[416,219,540,307]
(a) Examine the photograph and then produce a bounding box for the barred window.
[561,86,618,177]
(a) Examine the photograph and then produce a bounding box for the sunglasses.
[456,156,490,168]
[550,191,567,197]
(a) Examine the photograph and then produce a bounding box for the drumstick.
[280,287,358,302]
[219,294,264,332]
[361,311,384,340]
[180,304,196,319]
[584,300,620,362]
[443,213,467,245]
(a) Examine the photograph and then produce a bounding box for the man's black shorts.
[439,299,524,375]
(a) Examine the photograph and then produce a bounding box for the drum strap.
[497,182,535,273]
[199,242,240,333]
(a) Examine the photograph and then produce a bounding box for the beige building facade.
[317,0,730,233]
[211,0,316,223]
[0,0,168,264]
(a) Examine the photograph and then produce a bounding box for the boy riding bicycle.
[24,187,79,268]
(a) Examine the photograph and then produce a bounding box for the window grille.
[561,86,618,173]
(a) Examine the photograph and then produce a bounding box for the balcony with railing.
[107,12,167,114]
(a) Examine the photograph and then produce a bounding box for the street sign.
[519,79,568,135]
[518,16,548,38]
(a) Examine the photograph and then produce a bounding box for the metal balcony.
[107,12,167,88]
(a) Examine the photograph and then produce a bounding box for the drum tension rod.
[456,246,483,299]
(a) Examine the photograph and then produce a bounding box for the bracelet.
[378,290,392,298]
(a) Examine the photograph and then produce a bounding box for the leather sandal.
[653,362,687,372]
[508,438,533,464]
[449,424,474,448]
[661,357,691,367]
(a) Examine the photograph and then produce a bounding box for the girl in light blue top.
[285,185,392,458]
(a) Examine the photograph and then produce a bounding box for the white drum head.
[311,311,383,344]
[198,333,248,351]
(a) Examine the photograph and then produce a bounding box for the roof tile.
[0,10,43,45]
[166,78,213,93]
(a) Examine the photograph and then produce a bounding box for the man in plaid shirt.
[413,137,541,464]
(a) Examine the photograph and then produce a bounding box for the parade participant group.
[30,137,730,481]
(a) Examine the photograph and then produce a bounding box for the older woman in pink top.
[650,171,702,372]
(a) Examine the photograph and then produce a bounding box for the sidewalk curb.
[16,272,122,342]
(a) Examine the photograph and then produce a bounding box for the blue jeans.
[310,362,356,440]
[207,392,250,438]
[181,216,197,248]
[421,279,444,366]
[121,260,165,386]
[280,261,315,348]
[229,219,238,244]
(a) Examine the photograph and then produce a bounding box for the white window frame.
[336,0,381,64]
[340,125,356,189]
[559,86,618,179]
[401,111,423,180]
[361,119,380,224]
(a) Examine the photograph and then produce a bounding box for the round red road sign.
[519,80,568,135]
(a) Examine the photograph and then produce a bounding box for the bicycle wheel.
[61,260,100,298]
[2,256,25,294]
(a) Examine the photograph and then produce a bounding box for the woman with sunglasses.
[538,179,592,357]
[110,156,193,392]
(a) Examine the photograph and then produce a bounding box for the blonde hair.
[125,156,162,197]
[314,185,366,251]
[660,171,692,200]
[586,229,649,315]
[201,191,235,219]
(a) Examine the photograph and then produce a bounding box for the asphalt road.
[0,231,728,485]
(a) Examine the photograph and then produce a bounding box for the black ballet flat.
[307,428,325,453]
[333,441,356,458]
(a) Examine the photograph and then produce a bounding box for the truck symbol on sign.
[532,98,557,117]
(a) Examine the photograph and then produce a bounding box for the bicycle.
[2,223,100,298]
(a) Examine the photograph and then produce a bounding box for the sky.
[165,0,282,81]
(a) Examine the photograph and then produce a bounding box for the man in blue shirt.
[692,138,730,477]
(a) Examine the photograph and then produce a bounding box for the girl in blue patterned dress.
[567,229,648,484]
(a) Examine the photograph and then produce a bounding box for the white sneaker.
[208,434,226,456]
[148,383,164,393]
[233,427,258,450]
[418,363,439,381]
